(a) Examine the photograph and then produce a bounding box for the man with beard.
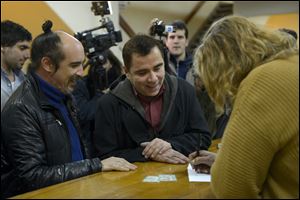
[1,20,136,199]
[1,20,32,111]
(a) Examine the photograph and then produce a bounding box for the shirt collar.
[134,83,165,103]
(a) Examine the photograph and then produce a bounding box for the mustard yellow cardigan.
[211,55,299,198]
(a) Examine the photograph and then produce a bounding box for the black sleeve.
[72,79,103,124]
[167,82,212,155]
[1,104,102,195]
[94,95,148,163]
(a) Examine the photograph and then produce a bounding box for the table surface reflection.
[11,139,220,199]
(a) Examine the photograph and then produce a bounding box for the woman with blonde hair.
[189,16,298,198]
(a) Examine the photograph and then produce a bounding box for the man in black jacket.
[1,21,136,198]
[94,34,211,164]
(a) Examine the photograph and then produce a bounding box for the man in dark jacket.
[165,20,194,85]
[1,21,136,198]
[72,50,123,157]
[94,34,211,164]
[166,20,228,138]
[1,20,32,111]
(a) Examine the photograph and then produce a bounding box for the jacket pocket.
[42,118,71,165]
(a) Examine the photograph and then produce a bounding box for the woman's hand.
[189,150,216,174]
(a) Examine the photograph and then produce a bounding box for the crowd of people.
[1,14,298,199]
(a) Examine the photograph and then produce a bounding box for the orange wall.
[266,13,298,31]
[266,13,299,44]
[1,1,73,38]
[1,1,88,73]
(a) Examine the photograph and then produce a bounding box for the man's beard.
[66,75,81,93]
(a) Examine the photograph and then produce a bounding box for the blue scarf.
[35,73,83,161]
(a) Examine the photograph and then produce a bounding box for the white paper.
[187,163,211,182]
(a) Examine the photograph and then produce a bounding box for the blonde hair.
[194,16,298,113]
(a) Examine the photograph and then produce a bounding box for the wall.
[2,1,122,74]
[236,1,299,45]
[234,1,298,17]
[2,1,299,66]
[1,1,73,37]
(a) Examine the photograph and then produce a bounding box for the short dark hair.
[30,21,65,72]
[168,20,188,39]
[122,34,164,69]
[279,28,298,40]
[1,20,32,47]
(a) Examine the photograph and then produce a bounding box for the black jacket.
[94,74,211,162]
[1,73,102,198]
[72,77,104,157]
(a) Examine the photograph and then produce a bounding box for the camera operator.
[165,20,194,85]
[71,1,124,156]
[72,49,123,156]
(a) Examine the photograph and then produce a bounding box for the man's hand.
[140,138,172,159]
[101,157,137,172]
[188,150,216,174]
[149,148,189,164]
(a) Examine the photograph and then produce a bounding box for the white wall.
[234,1,299,17]
[45,1,123,63]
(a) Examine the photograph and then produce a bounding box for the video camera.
[149,18,176,38]
[74,1,122,68]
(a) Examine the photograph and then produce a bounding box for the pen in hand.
[192,133,210,174]
[197,133,202,156]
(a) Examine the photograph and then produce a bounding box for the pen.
[195,133,210,174]
[197,133,202,156]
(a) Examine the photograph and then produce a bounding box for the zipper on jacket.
[56,119,62,126]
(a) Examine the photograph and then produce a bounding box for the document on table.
[187,164,211,182]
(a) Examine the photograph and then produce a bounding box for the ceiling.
[119,1,200,19]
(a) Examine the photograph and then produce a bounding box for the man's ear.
[124,66,129,74]
[41,57,55,73]
[124,66,130,79]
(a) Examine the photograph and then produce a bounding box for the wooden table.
[11,139,220,199]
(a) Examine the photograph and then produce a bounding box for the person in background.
[190,16,298,198]
[165,20,194,84]
[193,73,230,139]
[149,19,226,139]
[279,28,298,40]
[93,34,211,164]
[72,49,123,156]
[1,20,32,111]
[1,20,136,198]
[166,19,228,139]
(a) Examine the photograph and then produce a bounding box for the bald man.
[1,25,136,198]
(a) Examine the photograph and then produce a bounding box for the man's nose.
[76,65,84,77]
[147,71,158,82]
[23,49,30,59]
[173,37,180,43]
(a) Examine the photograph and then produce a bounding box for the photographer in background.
[165,20,194,85]
[72,1,124,156]
[166,20,230,139]
[72,49,123,156]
